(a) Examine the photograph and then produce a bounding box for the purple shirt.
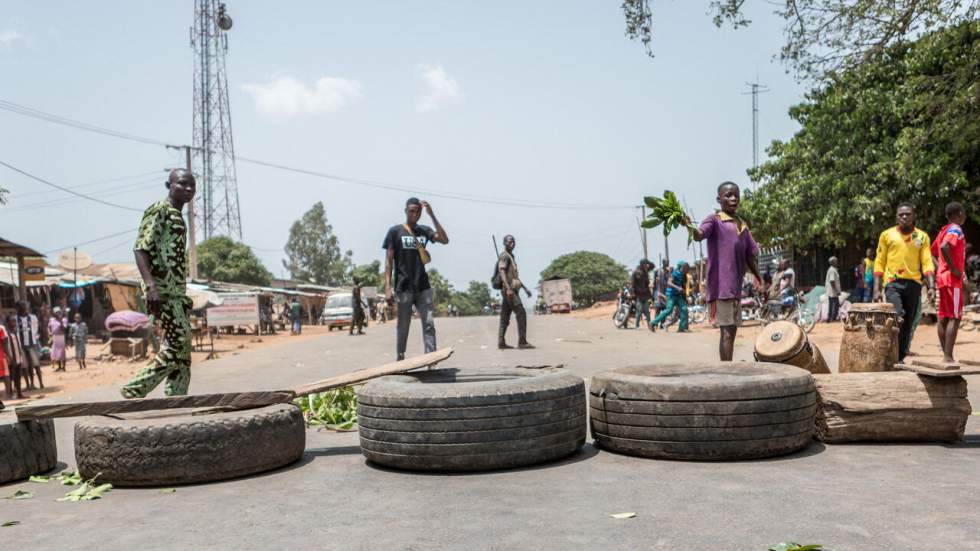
[700,213,759,302]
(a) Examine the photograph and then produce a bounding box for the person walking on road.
[631,259,654,330]
[383,197,450,361]
[825,257,841,322]
[651,261,691,333]
[872,202,936,363]
[290,297,302,335]
[863,248,875,302]
[497,235,534,349]
[4,316,25,399]
[120,169,196,399]
[932,202,968,364]
[687,182,762,361]
[350,276,366,336]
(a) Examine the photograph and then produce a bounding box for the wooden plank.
[961,359,980,368]
[895,363,980,377]
[911,358,960,371]
[15,347,455,421]
[15,390,296,421]
[290,348,454,398]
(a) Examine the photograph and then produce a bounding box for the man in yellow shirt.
[872,203,936,362]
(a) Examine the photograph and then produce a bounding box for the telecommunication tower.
[191,0,242,240]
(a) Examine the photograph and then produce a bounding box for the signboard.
[541,278,572,312]
[21,258,46,282]
[361,286,378,299]
[206,293,259,327]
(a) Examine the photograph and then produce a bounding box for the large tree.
[425,269,455,314]
[540,251,627,306]
[623,0,978,79]
[742,21,980,248]
[452,281,493,316]
[350,260,383,288]
[283,202,352,286]
[197,237,272,286]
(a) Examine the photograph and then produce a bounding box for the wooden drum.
[839,303,899,373]
[754,321,830,374]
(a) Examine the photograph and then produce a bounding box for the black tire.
[613,304,630,328]
[590,363,816,461]
[0,419,57,484]
[74,404,305,487]
[357,368,586,471]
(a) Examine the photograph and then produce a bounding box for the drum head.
[755,321,805,362]
[849,303,896,314]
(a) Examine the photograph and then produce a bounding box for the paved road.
[3,316,978,550]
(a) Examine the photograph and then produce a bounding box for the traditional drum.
[754,321,830,374]
[839,303,899,373]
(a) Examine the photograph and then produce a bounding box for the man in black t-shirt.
[383,197,450,360]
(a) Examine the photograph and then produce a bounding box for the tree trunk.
[814,372,971,443]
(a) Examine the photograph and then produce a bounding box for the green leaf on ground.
[296,386,358,430]
[610,512,636,519]
[2,521,20,527]
[57,475,112,502]
[159,488,176,494]
[57,470,83,485]
[769,544,828,551]
[28,475,50,483]
[5,490,33,500]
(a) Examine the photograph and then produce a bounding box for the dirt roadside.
[2,324,352,406]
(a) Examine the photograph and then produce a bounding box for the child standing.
[70,312,88,370]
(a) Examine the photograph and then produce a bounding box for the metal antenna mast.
[191,0,241,240]
[741,79,770,169]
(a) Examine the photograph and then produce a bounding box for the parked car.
[321,293,354,330]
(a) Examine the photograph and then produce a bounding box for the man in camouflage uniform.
[121,169,196,398]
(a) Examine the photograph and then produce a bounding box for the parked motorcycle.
[761,289,815,333]
[613,285,636,329]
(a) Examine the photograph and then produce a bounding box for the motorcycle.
[760,289,815,333]
[613,285,637,329]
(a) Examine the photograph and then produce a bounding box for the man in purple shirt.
[687,182,762,361]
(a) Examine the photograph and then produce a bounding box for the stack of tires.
[590,363,816,460]
[357,368,586,471]
[0,418,57,483]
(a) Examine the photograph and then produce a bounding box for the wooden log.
[813,372,971,443]
[290,348,454,397]
[15,391,296,421]
[897,362,980,377]
[15,347,455,421]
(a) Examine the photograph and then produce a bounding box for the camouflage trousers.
[121,296,193,398]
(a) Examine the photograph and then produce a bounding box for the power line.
[0,98,634,212]
[0,160,144,213]
[11,170,161,200]
[43,228,138,255]
[4,180,159,213]
[91,235,139,257]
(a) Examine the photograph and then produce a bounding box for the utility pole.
[638,206,649,259]
[166,144,199,280]
[742,79,770,175]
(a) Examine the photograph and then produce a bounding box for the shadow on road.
[363,443,601,477]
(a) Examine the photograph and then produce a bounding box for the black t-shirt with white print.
[382,224,437,293]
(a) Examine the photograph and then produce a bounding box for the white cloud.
[415,63,461,112]
[0,29,25,49]
[242,76,362,118]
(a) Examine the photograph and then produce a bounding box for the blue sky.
[0,1,806,297]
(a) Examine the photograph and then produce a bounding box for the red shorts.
[938,286,965,320]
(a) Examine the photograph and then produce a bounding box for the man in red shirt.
[931,202,968,363]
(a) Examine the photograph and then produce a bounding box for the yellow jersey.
[873,226,935,285]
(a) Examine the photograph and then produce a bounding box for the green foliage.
[296,387,358,431]
[350,260,383,288]
[642,191,695,245]
[743,21,980,248]
[283,202,353,286]
[623,0,977,80]
[452,280,493,316]
[197,237,272,286]
[769,543,829,551]
[426,269,455,311]
[540,251,627,306]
